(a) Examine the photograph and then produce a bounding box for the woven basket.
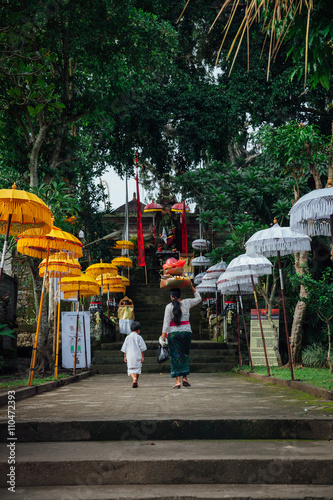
[160,276,191,289]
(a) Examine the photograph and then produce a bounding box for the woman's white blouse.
[162,291,202,334]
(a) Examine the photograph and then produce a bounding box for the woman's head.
[170,288,181,301]
[170,288,182,325]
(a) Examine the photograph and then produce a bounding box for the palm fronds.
[178,0,314,84]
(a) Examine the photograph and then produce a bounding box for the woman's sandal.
[182,380,191,387]
[173,383,181,389]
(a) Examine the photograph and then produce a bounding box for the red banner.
[136,167,146,267]
[181,200,188,253]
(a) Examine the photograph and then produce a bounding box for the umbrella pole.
[153,214,156,245]
[82,311,88,369]
[73,293,79,375]
[0,214,12,284]
[52,284,57,361]
[107,288,110,318]
[215,287,218,342]
[277,251,295,380]
[251,275,270,376]
[236,291,242,367]
[54,287,61,379]
[29,246,50,386]
[238,285,253,370]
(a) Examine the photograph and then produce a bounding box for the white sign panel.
[62,311,91,369]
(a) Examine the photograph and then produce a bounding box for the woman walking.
[161,285,201,388]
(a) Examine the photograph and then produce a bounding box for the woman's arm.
[162,304,172,340]
[186,286,202,308]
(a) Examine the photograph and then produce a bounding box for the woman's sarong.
[168,330,192,378]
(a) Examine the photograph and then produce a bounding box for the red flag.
[136,166,146,267]
[181,200,188,253]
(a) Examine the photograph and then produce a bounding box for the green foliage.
[234,365,333,391]
[287,0,333,90]
[181,158,294,262]
[30,181,81,230]
[0,324,15,340]
[302,342,328,368]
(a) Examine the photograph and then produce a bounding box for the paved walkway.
[1,372,332,422]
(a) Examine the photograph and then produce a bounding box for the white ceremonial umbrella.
[218,275,257,370]
[289,180,333,244]
[226,253,273,375]
[196,272,221,340]
[246,221,312,380]
[192,255,211,267]
[192,238,211,251]
[206,260,227,278]
[194,272,205,285]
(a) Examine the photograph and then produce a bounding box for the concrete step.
[1,440,332,488]
[99,341,236,351]
[6,418,332,443]
[92,355,236,365]
[93,362,236,374]
[93,349,236,360]
[1,484,333,499]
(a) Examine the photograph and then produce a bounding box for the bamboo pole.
[277,251,294,380]
[238,284,253,370]
[236,291,242,367]
[0,214,12,284]
[29,246,50,386]
[251,275,270,376]
[54,287,61,379]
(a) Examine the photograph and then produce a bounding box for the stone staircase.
[92,283,236,374]
[92,340,237,374]
[0,372,332,499]
[122,284,203,340]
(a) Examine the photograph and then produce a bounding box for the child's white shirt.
[121,331,147,374]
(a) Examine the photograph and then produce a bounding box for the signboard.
[250,309,279,366]
[62,311,91,369]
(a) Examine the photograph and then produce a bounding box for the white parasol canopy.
[225,253,273,279]
[196,282,220,294]
[217,274,258,292]
[246,223,311,256]
[245,221,311,381]
[192,255,211,267]
[194,272,205,285]
[223,252,272,375]
[192,238,210,251]
[206,261,227,278]
[289,184,333,238]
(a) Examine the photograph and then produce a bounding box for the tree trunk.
[29,113,49,188]
[290,251,309,365]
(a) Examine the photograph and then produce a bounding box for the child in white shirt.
[121,321,147,388]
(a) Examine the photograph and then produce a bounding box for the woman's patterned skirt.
[168,330,192,378]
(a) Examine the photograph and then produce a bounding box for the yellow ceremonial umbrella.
[17,224,83,259]
[114,240,134,250]
[0,183,52,282]
[95,273,122,288]
[85,259,118,299]
[95,273,125,317]
[120,276,130,287]
[39,252,81,278]
[85,259,118,277]
[111,256,133,268]
[60,274,99,374]
[107,284,126,294]
[39,252,81,379]
[17,223,83,386]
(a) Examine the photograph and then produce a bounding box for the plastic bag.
[157,344,169,364]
